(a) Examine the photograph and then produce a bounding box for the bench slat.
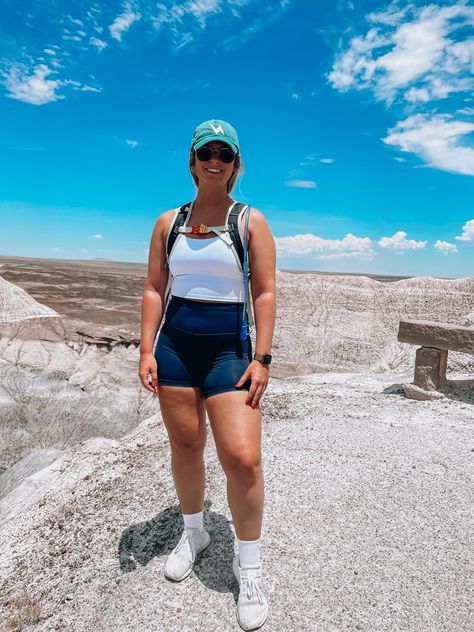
[398,319,474,354]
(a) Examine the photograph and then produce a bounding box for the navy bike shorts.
[154,295,252,399]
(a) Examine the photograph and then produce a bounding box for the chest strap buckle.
[191,223,207,234]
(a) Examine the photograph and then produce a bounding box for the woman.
[139,119,276,631]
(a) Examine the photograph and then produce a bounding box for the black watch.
[253,352,272,365]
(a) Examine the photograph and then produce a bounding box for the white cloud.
[44,48,56,56]
[63,78,101,93]
[404,86,430,103]
[89,37,107,51]
[328,2,474,176]
[367,2,411,27]
[125,139,138,148]
[91,234,104,240]
[153,0,224,31]
[284,180,317,188]
[176,33,194,50]
[337,0,356,15]
[0,59,100,105]
[329,3,474,106]
[434,240,458,254]
[319,251,374,261]
[78,84,102,93]
[110,3,141,41]
[188,0,223,28]
[298,153,318,166]
[152,4,185,30]
[383,114,474,176]
[275,232,375,260]
[393,156,406,162]
[319,158,334,163]
[87,6,101,18]
[62,34,82,42]
[1,63,63,105]
[151,0,278,49]
[454,219,474,242]
[378,230,427,252]
[49,58,63,70]
[328,27,386,92]
[68,16,84,27]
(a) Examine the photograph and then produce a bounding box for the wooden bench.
[398,319,474,391]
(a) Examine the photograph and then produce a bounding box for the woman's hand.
[139,352,158,394]
[235,360,269,409]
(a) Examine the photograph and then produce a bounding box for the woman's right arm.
[139,210,174,394]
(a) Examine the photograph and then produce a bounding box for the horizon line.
[0,253,465,281]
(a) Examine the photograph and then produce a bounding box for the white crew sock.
[237,536,262,568]
[183,510,204,532]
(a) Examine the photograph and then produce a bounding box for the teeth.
[206,168,221,173]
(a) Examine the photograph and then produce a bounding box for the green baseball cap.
[191,119,239,153]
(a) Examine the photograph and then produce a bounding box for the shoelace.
[241,572,265,605]
[175,529,198,560]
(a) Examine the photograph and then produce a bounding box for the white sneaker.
[233,553,269,630]
[164,526,210,581]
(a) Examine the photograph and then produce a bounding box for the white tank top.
[168,209,246,302]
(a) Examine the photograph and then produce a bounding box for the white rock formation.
[1,272,473,503]
[0,372,473,631]
[0,276,58,323]
[274,271,474,373]
[464,310,474,327]
[0,446,65,499]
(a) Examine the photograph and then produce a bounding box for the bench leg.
[414,346,448,390]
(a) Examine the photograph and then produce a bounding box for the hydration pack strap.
[240,204,254,339]
[177,224,228,233]
[177,224,233,247]
[160,202,192,332]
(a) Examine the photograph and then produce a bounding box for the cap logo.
[210,123,224,135]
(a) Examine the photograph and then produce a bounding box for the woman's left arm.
[235,207,276,408]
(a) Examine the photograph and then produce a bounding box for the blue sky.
[0,0,473,277]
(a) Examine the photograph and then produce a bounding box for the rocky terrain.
[0,256,473,631]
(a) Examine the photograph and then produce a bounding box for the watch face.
[262,354,272,364]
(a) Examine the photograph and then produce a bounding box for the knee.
[170,436,206,460]
[221,451,262,478]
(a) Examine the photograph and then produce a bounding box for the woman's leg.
[158,385,208,514]
[205,391,264,540]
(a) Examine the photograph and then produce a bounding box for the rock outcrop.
[0,276,58,323]
[1,271,473,494]
[0,447,65,500]
[0,276,154,478]
[274,271,474,373]
[1,372,473,631]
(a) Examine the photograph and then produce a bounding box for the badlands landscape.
[0,255,473,631]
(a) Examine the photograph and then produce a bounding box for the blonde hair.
[189,149,243,194]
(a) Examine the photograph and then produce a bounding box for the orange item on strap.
[191,223,207,234]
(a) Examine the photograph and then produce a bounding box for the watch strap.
[253,352,272,364]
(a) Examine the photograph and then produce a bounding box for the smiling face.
[191,140,238,190]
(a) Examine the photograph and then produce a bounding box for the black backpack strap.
[165,202,192,270]
[228,202,248,273]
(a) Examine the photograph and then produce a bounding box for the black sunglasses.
[195,145,236,164]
